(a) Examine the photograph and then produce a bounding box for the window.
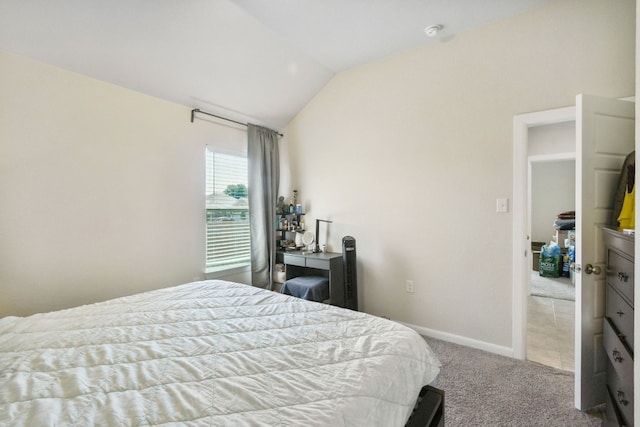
[206,149,250,272]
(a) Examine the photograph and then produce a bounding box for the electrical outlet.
[405,280,415,293]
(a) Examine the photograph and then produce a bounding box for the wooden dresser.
[602,227,634,426]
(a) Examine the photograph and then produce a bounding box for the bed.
[0,280,442,426]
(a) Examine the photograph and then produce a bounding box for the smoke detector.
[424,24,443,38]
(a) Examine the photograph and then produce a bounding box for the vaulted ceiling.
[0,0,555,129]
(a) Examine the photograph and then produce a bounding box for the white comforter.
[0,280,441,426]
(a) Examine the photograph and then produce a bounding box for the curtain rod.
[190,108,283,137]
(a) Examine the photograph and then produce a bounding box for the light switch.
[496,198,509,213]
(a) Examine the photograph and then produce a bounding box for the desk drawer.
[604,318,633,381]
[606,285,634,351]
[283,254,306,267]
[607,249,634,305]
[307,258,330,270]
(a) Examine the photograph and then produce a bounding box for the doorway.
[512,106,576,362]
[514,96,635,410]
[527,145,576,371]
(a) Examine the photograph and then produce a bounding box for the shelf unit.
[276,211,306,250]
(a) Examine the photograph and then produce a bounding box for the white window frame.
[205,147,251,276]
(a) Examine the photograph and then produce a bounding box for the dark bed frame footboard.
[404,385,444,427]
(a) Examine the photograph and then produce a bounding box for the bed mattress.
[0,280,441,426]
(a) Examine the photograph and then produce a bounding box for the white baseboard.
[399,321,515,358]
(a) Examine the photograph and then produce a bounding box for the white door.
[575,94,635,410]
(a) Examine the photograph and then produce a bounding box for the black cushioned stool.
[281,276,329,303]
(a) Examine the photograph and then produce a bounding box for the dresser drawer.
[606,362,634,427]
[604,385,626,427]
[604,318,633,383]
[606,249,634,305]
[606,285,635,352]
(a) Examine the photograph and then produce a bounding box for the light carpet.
[424,337,601,427]
[530,270,575,301]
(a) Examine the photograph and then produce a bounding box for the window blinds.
[206,148,250,272]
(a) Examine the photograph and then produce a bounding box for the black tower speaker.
[342,236,357,311]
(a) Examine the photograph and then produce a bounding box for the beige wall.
[528,121,576,244]
[531,161,576,244]
[528,121,576,157]
[284,0,635,351]
[0,50,250,317]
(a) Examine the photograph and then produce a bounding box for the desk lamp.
[314,219,333,253]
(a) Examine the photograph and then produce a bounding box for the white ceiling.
[0,0,555,129]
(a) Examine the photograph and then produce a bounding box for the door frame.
[512,106,576,360]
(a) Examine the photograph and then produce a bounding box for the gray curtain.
[247,124,280,289]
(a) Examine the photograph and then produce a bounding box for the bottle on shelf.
[289,189,298,214]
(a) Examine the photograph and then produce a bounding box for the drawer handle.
[616,310,625,317]
[617,271,629,282]
[617,390,629,406]
[612,349,624,363]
